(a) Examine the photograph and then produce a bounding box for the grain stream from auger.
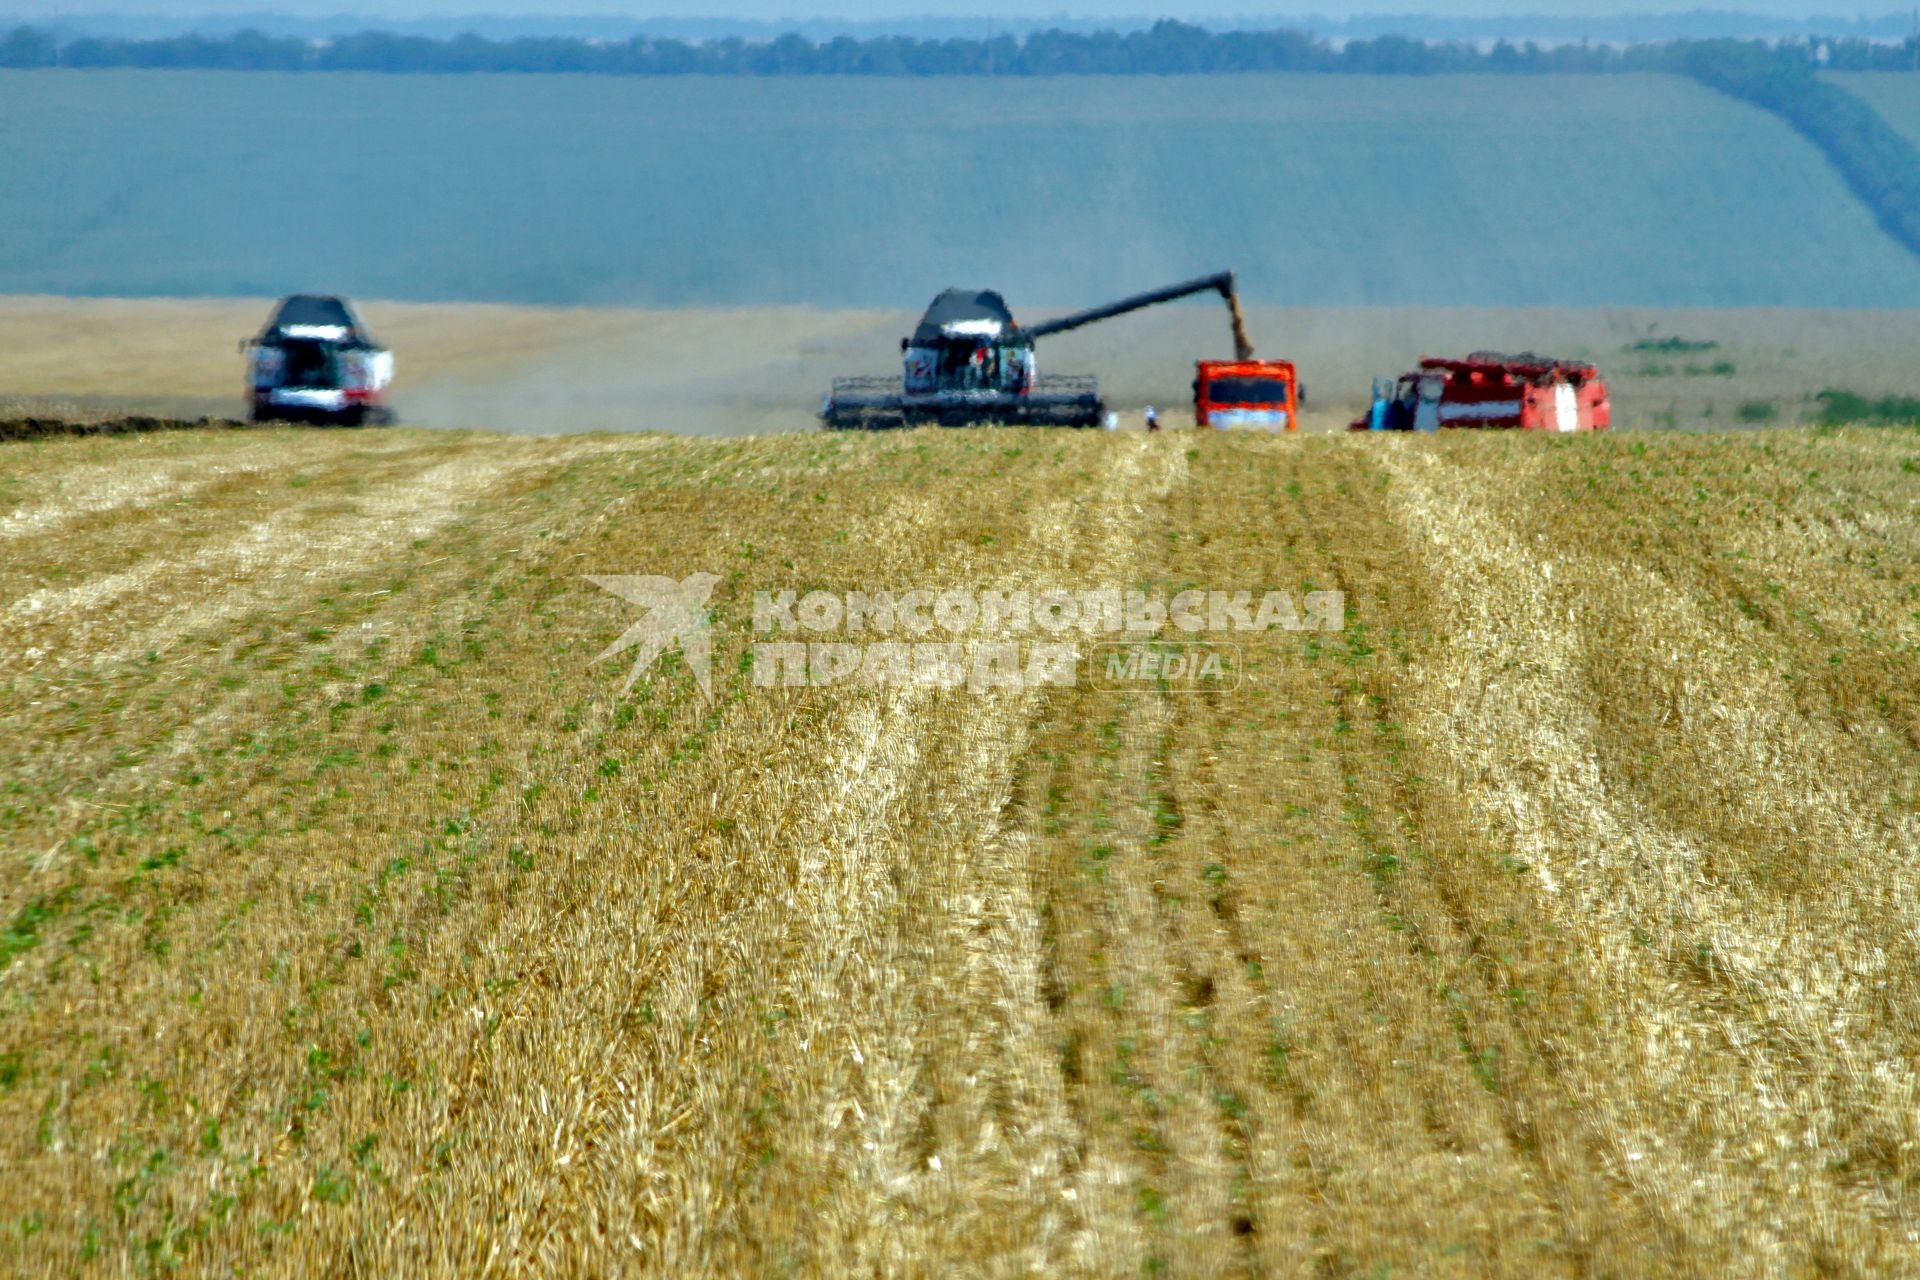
[0,425,1915,1276]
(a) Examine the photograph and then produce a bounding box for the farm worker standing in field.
[1145,406,1160,432]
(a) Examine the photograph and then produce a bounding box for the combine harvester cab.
[902,290,1037,399]
[1355,353,1609,432]
[244,295,394,426]
[1195,360,1298,430]
[823,272,1257,430]
[825,289,1097,428]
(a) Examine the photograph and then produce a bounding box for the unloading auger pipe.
[1019,270,1255,361]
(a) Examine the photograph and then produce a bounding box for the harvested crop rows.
[0,425,1916,1276]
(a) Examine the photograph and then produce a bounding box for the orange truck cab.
[1194,359,1298,430]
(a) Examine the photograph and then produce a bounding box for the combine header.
[1354,352,1609,432]
[243,295,394,426]
[823,271,1255,429]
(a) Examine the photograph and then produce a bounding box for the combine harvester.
[823,271,1286,429]
[243,295,395,426]
[1354,352,1609,432]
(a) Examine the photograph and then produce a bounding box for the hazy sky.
[8,3,1912,20]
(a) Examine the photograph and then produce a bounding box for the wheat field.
[0,423,1917,1276]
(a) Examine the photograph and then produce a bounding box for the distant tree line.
[6,21,1919,78]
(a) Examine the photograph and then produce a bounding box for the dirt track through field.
[0,425,1916,1276]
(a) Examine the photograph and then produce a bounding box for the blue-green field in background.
[3,69,1918,307]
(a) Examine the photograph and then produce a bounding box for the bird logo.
[585,572,722,699]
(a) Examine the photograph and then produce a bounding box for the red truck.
[1195,359,1299,431]
[1353,352,1609,432]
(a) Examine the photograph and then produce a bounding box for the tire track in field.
[1035,440,1213,1277]
[1081,442,1278,1278]
[1008,438,1325,1276]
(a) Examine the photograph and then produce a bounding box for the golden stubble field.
[0,423,1917,1276]
[7,294,1920,434]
